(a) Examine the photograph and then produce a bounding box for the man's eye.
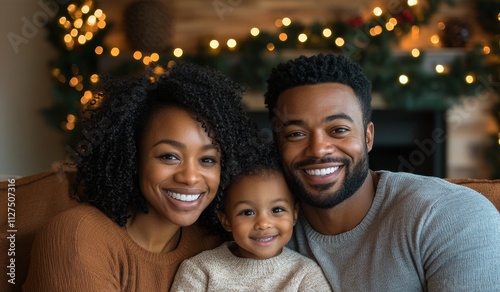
[332,127,348,134]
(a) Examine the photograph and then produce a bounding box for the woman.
[23,62,260,291]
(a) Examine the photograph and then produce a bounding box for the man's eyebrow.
[281,113,354,127]
[323,113,354,123]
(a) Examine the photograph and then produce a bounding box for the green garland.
[44,0,499,147]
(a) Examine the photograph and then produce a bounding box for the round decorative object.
[441,18,471,48]
[123,0,174,52]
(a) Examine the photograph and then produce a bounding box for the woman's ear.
[217,211,232,232]
[293,202,299,226]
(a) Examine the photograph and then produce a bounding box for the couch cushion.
[446,178,500,211]
[0,164,80,291]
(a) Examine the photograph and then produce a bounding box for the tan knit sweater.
[171,242,333,291]
[22,204,221,291]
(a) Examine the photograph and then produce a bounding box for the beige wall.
[0,0,65,176]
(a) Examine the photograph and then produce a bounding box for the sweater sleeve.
[421,188,500,291]
[297,262,333,292]
[170,258,208,291]
[23,209,121,291]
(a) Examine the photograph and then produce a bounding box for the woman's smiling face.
[138,106,221,227]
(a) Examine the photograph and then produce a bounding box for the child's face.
[218,172,298,259]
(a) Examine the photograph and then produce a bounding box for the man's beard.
[284,153,369,209]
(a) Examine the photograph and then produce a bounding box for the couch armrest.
[445,178,500,211]
[0,164,80,291]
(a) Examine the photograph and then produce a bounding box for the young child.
[170,145,332,291]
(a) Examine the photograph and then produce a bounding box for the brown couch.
[1,165,499,292]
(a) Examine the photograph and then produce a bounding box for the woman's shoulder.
[36,203,123,250]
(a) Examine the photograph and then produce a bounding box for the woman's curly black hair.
[264,53,373,128]
[73,61,261,232]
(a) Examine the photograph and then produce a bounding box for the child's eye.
[272,207,285,213]
[239,209,255,216]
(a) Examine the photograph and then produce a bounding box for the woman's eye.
[159,154,178,161]
[200,156,218,165]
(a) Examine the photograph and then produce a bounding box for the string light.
[323,28,332,38]
[227,39,237,50]
[411,48,420,57]
[209,40,219,49]
[399,75,409,85]
[58,1,107,50]
[173,48,183,57]
[250,27,260,36]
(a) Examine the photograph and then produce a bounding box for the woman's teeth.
[167,191,201,202]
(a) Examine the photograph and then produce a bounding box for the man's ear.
[293,202,299,226]
[366,121,374,153]
[217,211,232,232]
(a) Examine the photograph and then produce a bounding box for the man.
[264,53,500,291]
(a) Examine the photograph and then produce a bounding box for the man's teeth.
[167,191,201,202]
[305,166,339,176]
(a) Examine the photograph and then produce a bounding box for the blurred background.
[1,0,500,178]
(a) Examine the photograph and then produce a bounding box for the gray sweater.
[288,171,500,291]
[171,242,332,291]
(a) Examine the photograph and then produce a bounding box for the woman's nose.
[174,161,202,185]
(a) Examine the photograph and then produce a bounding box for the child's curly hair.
[73,61,261,232]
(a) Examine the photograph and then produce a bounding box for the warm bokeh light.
[173,48,183,57]
[77,35,86,44]
[279,33,288,41]
[94,9,103,18]
[411,48,420,57]
[142,56,151,65]
[408,0,418,6]
[133,51,142,60]
[90,74,99,83]
[266,43,275,51]
[430,34,440,44]
[465,74,475,84]
[81,5,90,14]
[335,37,345,47]
[250,27,260,36]
[227,38,237,49]
[373,7,382,16]
[110,47,120,56]
[483,46,491,54]
[150,53,160,62]
[435,64,445,73]
[323,28,332,37]
[209,40,219,49]
[69,77,78,87]
[437,22,445,30]
[275,18,282,27]
[298,33,307,42]
[282,17,291,26]
[399,75,409,84]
